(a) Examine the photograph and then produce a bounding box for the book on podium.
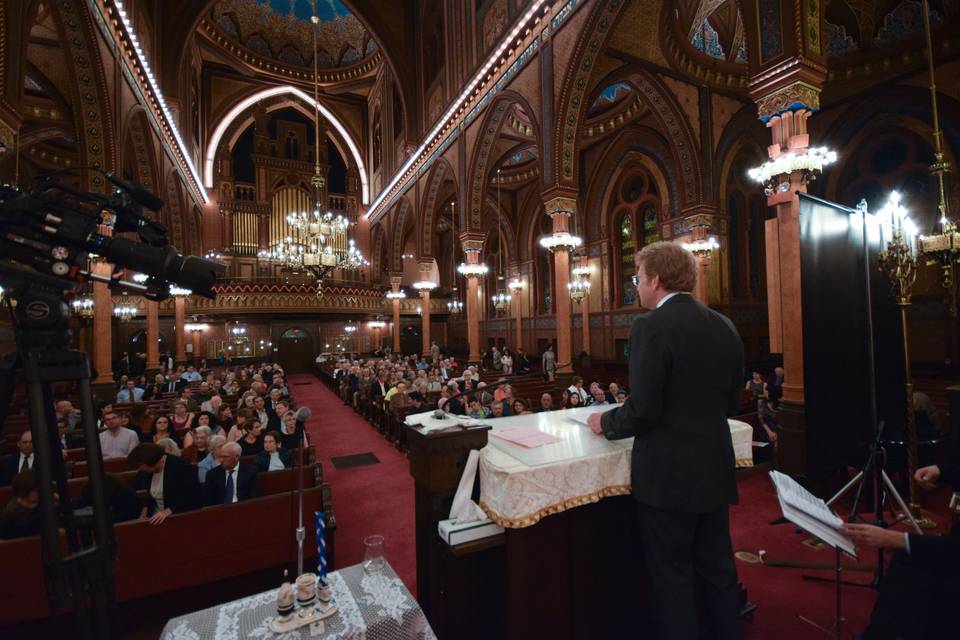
[769,470,857,557]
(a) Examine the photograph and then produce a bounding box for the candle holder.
[878,207,935,529]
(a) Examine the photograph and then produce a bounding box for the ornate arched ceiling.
[207,0,377,69]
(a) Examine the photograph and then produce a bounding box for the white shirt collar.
[656,291,689,309]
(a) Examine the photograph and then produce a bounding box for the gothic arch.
[517,184,547,263]
[465,90,541,232]
[370,222,386,285]
[482,193,517,267]
[418,156,458,259]
[552,0,631,188]
[164,170,187,251]
[389,196,413,273]
[120,106,160,198]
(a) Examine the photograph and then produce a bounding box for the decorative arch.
[418,156,458,259]
[389,196,413,273]
[465,91,541,232]
[552,0,631,188]
[205,86,369,202]
[164,170,187,251]
[370,222,386,285]
[516,184,547,263]
[120,106,160,198]
[482,193,517,267]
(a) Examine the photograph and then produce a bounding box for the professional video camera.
[0,171,223,302]
[0,172,224,638]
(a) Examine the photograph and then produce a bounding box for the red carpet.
[292,374,417,593]
[295,374,955,638]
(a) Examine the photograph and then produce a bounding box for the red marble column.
[544,197,577,374]
[460,234,486,365]
[174,296,187,364]
[418,261,436,357]
[145,300,160,372]
[91,258,114,386]
[390,276,402,354]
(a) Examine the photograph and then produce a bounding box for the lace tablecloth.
[478,407,754,528]
[160,562,436,640]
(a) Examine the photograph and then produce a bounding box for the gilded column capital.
[755,81,821,122]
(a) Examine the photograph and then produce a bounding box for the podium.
[407,424,652,640]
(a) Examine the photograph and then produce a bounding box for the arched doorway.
[277,326,315,373]
[127,330,170,376]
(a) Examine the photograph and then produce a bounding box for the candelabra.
[71,295,95,318]
[492,290,512,313]
[385,290,406,300]
[447,299,463,314]
[876,192,934,528]
[112,302,137,322]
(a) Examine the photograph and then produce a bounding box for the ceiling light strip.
[203,86,369,204]
[366,0,564,223]
[97,1,209,204]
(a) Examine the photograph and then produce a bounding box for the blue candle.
[315,511,328,587]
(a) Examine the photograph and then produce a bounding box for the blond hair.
[635,241,696,292]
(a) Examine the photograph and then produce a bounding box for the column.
[693,255,711,305]
[145,300,160,372]
[174,296,187,364]
[460,233,486,365]
[418,261,436,357]
[191,329,202,363]
[575,256,591,356]
[744,0,827,478]
[509,267,523,351]
[544,196,576,375]
[91,258,114,388]
[390,275,402,353]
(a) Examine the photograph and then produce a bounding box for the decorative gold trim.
[736,457,753,468]
[755,81,821,119]
[480,485,632,529]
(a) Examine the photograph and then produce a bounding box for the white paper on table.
[449,449,487,524]
[769,470,856,557]
[489,426,563,448]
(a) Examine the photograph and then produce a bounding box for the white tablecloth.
[473,406,754,528]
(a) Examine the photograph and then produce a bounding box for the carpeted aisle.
[290,374,417,594]
[293,374,958,638]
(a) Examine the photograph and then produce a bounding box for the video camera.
[0,171,223,302]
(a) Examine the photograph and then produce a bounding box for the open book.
[769,470,857,557]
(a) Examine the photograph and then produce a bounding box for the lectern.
[407,423,652,640]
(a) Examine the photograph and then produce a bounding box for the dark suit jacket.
[907,463,960,571]
[0,454,25,487]
[255,449,293,472]
[601,294,743,513]
[134,454,203,515]
[205,462,259,505]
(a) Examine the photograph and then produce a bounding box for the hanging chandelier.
[71,295,94,318]
[447,299,463,314]
[491,169,511,314]
[682,236,721,257]
[368,317,386,329]
[112,302,137,322]
[257,0,366,285]
[385,290,406,300]
[568,258,591,304]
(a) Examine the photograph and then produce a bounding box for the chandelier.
[682,236,720,258]
[169,285,192,297]
[747,146,838,193]
[368,318,386,329]
[491,168,512,315]
[385,290,406,300]
[344,322,357,333]
[447,299,463,314]
[508,277,524,295]
[185,322,209,333]
[257,0,366,286]
[71,295,94,318]
[492,291,512,311]
[568,261,591,304]
[230,322,246,336]
[112,302,137,322]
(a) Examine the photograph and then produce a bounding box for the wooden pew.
[0,484,332,625]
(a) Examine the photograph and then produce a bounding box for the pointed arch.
[465,90,541,232]
[418,156,458,259]
[121,106,160,198]
[389,196,413,273]
[370,222,386,286]
[482,193,517,267]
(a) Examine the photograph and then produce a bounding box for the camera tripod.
[0,264,119,639]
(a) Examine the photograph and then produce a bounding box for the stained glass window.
[620,213,636,307]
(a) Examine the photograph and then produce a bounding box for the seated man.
[116,379,144,404]
[0,472,41,539]
[99,411,140,459]
[197,434,226,482]
[128,443,202,526]
[843,463,960,638]
[537,393,555,413]
[205,442,259,505]
[0,430,33,486]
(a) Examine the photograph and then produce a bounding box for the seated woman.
[226,409,251,442]
[512,399,530,416]
[565,393,582,409]
[130,403,153,441]
[181,425,212,464]
[255,431,293,472]
[237,419,265,457]
[128,442,202,526]
[183,411,218,448]
[278,410,308,450]
[216,404,235,433]
[151,415,180,446]
[169,401,195,436]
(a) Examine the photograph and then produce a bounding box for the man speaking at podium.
[588,242,744,639]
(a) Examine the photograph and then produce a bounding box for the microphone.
[105,173,165,212]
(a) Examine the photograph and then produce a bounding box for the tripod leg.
[827,471,864,508]
[882,470,923,535]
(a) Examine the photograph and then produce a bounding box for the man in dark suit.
[842,463,960,638]
[128,443,203,525]
[0,430,34,487]
[588,242,744,640]
[205,442,259,505]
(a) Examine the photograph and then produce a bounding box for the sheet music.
[769,470,856,557]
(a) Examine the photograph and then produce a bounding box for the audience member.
[204,442,259,505]
[151,415,179,445]
[156,438,181,457]
[128,443,202,525]
[182,426,212,464]
[512,399,530,415]
[99,411,140,459]
[255,431,292,472]
[0,431,33,486]
[278,411,308,450]
[542,344,556,381]
[116,379,144,404]
[238,420,265,456]
[0,472,41,539]
[537,393,554,413]
[197,435,226,482]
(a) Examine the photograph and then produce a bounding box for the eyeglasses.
[631,275,639,286]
